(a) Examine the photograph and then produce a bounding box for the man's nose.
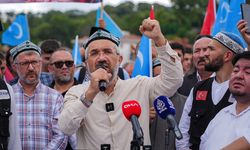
[97,52,107,60]
[27,63,35,70]
[234,71,244,79]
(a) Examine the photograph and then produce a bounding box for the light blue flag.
[226,0,245,35]
[2,14,30,46]
[95,8,123,38]
[212,0,230,35]
[132,35,152,77]
[212,0,246,47]
[72,35,82,66]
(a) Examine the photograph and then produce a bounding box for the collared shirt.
[58,43,184,150]
[40,72,53,86]
[49,78,79,150]
[200,101,250,150]
[196,71,215,82]
[12,82,67,150]
[176,78,235,150]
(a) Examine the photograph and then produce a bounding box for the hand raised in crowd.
[237,19,250,50]
[139,18,166,47]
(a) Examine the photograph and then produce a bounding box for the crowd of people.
[0,16,250,150]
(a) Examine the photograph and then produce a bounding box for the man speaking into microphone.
[58,18,183,150]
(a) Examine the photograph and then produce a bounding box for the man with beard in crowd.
[48,48,78,150]
[58,18,183,149]
[176,32,245,150]
[11,40,67,149]
[178,35,214,96]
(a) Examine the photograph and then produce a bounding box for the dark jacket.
[178,71,198,96]
[150,92,187,150]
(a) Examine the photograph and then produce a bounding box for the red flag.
[150,5,155,20]
[200,0,216,35]
[4,67,14,82]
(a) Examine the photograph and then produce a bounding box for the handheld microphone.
[153,96,183,140]
[96,63,107,91]
[122,100,144,146]
[99,80,107,91]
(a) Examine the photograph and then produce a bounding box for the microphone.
[153,96,183,140]
[96,63,107,91]
[122,100,144,146]
[99,80,107,91]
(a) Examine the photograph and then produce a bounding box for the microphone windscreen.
[122,100,141,121]
[153,95,176,119]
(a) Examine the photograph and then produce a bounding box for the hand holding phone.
[241,3,250,33]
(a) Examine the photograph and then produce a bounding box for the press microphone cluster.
[122,100,144,147]
[153,96,183,140]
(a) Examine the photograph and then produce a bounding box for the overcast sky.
[0,0,171,13]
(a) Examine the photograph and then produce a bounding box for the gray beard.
[56,76,72,84]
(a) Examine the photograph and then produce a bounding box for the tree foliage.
[1,1,209,47]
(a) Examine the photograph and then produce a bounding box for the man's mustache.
[96,62,109,70]
[198,58,206,64]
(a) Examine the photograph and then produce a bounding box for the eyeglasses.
[52,61,74,69]
[15,60,41,68]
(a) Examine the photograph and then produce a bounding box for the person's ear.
[48,63,54,73]
[224,51,234,63]
[118,55,123,64]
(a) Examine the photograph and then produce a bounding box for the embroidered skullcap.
[10,40,41,60]
[83,27,120,49]
[213,32,244,54]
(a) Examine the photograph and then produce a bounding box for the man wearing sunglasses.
[48,48,78,150]
[10,40,68,150]
[58,18,183,149]
[48,48,78,96]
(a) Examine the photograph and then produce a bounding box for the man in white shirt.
[58,18,183,149]
[200,51,250,150]
[176,32,245,150]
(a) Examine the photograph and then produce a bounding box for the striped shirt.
[12,82,67,150]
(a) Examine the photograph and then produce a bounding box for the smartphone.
[241,3,250,33]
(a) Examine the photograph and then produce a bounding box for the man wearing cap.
[200,51,250,150]
[58,18,183,149]
[176,32,245,150]
[10,40,67,149]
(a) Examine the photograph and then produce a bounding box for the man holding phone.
[238,19,250,50]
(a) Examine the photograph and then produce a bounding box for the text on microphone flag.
[122,100,141,120]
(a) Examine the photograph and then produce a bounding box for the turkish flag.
[196,90,208,101]
[200,0,216,35]
[150,5,155,20]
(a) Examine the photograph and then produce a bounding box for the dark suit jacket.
[178,71,198,96]
[150,92,187,150]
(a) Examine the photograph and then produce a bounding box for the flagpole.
[149,5,154,77]
[74,35,79,65]
[100,1,104,19]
